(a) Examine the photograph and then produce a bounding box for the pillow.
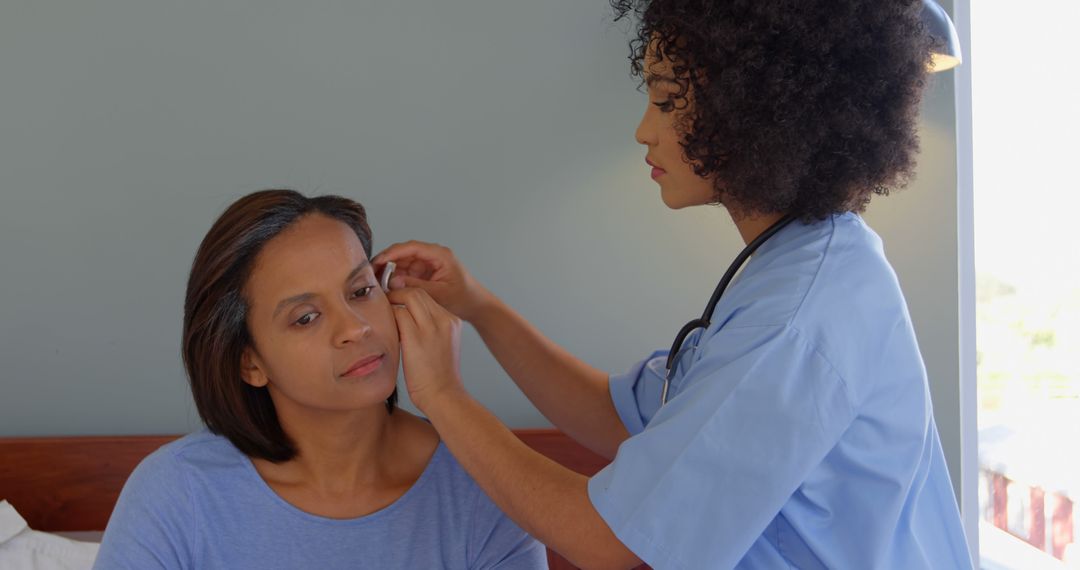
[0,500,99,570]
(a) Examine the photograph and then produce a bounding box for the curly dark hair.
[612,0,935,220]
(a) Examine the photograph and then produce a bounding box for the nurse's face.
[635,44,717,210]
[240,214,399,417]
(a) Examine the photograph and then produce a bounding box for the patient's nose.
[332,306,372,347]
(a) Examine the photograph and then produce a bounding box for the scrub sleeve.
[587,324,856,570]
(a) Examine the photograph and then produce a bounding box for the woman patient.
[94,190,546,569]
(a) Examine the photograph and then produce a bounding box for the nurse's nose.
[635,107,658,147]
[332,305,373,347]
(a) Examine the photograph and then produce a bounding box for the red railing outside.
[981,468,1075,562]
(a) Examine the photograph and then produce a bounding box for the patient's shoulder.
[127,430,245,489]
[391,411,442,470]
[165,429,243,459]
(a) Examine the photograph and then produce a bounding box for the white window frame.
[953,0,979,563]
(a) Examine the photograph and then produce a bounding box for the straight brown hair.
[182,189,396,462]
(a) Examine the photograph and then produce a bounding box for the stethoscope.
[660,214,797,406]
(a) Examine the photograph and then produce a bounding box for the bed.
[0,429,614,570]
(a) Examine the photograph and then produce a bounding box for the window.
[971,1,1080,567]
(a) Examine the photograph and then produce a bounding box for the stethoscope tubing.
[660,214,797,406]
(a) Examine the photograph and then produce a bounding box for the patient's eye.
[350,286,374,300]
[295,312,320,326]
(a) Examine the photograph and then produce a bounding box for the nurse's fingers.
[390,274,448,294]
[387,288,437,330]
[390,290,463,414]
[389,258,436,281]
[374,241,458,284]
[373,240,452,270]
[393,287,461,337]
[403,260,436,280]
[391,303,419,346]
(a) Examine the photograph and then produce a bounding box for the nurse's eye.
[652,100,675,113]
[294,312,320,327]
[350,286,374,300]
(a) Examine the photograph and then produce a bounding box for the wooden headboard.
[0,429,612,570]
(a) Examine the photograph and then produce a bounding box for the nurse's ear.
[240,348,269,388]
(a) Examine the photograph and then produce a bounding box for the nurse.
[379,0,973,568]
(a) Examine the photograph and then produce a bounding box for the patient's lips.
[341,354,385,378]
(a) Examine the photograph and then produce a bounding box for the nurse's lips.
[341,354,385,378]
[646,157,666,179]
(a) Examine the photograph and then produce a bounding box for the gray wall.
[0,0,962,496]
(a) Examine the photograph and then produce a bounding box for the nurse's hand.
[387,286,467,414]
[372,241,492,322]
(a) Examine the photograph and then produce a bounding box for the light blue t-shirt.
[588,213,973,569]
[94,431,547,569]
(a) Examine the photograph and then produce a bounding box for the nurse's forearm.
[469,293,629,459]
[425,390,642,570]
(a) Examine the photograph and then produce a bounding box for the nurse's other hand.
[372,241,491,322]
[388,287,467,413]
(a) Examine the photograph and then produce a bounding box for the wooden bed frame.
[0,429,613,569]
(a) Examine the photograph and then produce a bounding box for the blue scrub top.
[587,213,973,569]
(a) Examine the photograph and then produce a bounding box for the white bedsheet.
[0,500,99,570]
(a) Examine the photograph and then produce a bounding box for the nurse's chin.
[659,188,701,210]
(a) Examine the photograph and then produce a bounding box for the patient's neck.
[283,406,397,493]
[251,405,438,518]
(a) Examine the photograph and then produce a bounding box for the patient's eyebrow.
[344,259,371,283]
[272,260,371,318]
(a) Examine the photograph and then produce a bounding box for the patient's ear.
[240,348,269,388]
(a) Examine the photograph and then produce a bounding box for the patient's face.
[240,214,399,415]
